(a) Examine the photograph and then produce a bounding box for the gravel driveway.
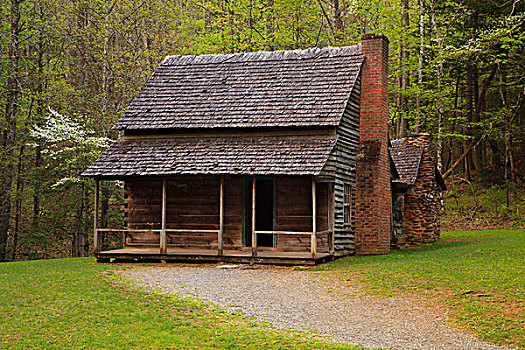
[120,265,511,350]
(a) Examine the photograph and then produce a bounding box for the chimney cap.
[361,33,389,43]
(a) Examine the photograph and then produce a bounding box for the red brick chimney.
[354,34,392,255]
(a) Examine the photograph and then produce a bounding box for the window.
[343,184,352,226]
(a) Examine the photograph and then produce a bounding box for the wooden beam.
[327,183,331,253]
[252,176,257,257]
[93,178,100,253]
[96,229,222,233]
[255,230,312,236]
[329,182,335,254]
[218,175,224,255]
[311,177,317,259]
[160,176,167,254]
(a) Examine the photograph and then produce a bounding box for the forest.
[0,0,524,260]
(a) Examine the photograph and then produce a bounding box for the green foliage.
[0,259,369,349]
[1,0,524,259]
[443,182,525,229]
[30,109,113,188]
[319,230,525,349]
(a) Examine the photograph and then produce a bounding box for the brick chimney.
[354,34,392,255]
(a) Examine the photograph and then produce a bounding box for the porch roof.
[81,135,337,178]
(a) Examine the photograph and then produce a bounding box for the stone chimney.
[354,34,392,255]
[405,133,434,157]
[403,133,443,245]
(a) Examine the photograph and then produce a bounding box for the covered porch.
[93,175,336,265]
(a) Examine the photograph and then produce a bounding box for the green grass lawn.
[319,229,525,349]
[0,258,368,350]
[1,230,523,349]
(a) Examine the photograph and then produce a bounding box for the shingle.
[82,135,337,177]
[113,46,363,130]
[390,140,423,185]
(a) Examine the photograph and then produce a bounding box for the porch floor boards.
[95,247,333,266]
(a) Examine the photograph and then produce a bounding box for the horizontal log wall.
[125,176,243,248]
[321,76,361,254]
[275,177,330,253]
[223,176,243,248]
[124,175,332,252]
[124,179,162,243]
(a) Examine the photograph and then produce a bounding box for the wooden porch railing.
[93,228,330,259]
[93,228,221,254]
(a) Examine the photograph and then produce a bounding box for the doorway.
[243,178,275,247]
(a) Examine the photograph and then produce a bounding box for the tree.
[0,0,22,260]
[30,109,112,256]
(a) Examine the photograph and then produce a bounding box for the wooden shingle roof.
[390,139,423,185]
[113,45,363,130]
[82,135,337,177]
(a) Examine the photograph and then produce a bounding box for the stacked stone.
[403,133,443,245]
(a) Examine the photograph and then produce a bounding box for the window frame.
[343,183,352,226]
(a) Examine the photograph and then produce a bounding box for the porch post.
[93,178,100,253]
[329,182,335,254]
[251,176,257,257]
[160,176,167,254]
[218,175,224,256]
[311,177,317,259]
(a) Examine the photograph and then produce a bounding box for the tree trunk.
[12,144,25,260]
[265,0,275,50]
[469,64,479,175]
[33,146,41,227]
[0,0,21,260]
[443,139,476,179]
[102,0,110,127]
[332,0,344,45]
[398,0,409,138]
[429,0,444,172]
[415,0,425,133]
[33,32,45,229]
[100,184,110,250]
[228,3,234,53]
[72,183,86,257]
[465,66,474,181]
[446,72,460,171]
[0,6,4,83]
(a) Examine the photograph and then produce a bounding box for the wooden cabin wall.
[124,178,163,244]
[274,177,330,253]
[124,175,330,252]
[124,176,243,248]
[166,176,219,247]
[322,76,361,254]
[223,176,243,248]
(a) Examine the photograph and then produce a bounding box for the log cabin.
[83,33,444,265]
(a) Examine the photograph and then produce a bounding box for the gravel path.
[119,265,511,350]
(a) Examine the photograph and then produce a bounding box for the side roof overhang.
[390,146,424,186]
[390,139,447,190]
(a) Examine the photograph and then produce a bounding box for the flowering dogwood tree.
[29,109,114,257]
